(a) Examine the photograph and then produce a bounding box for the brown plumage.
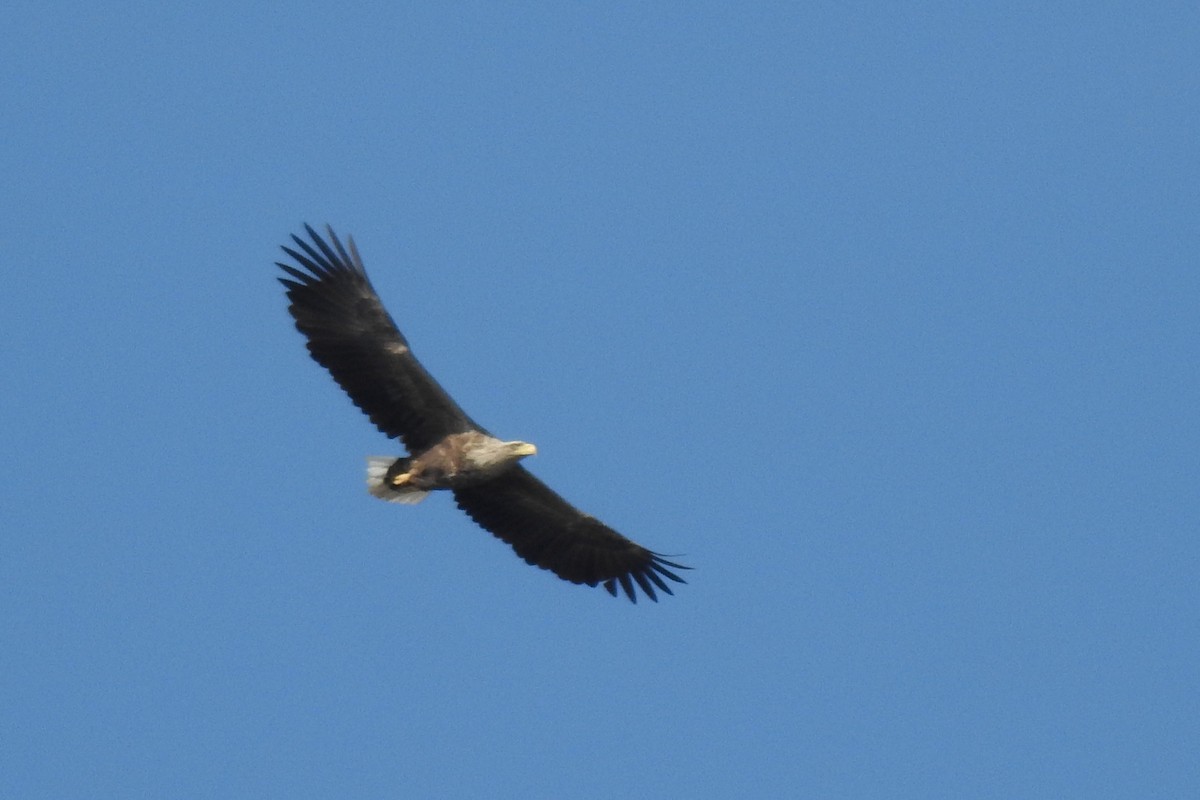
[277,224,688,602]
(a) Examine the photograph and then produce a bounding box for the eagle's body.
[367,432,537,502]
[276,225,687,602]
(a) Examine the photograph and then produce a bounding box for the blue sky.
[3,3,1197,797]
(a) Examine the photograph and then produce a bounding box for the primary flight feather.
[277,224,688,602]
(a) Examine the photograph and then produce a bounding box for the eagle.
[276,225,688,602]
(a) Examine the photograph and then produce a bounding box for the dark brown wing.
[277,224,480,453]
[453,467,689,603]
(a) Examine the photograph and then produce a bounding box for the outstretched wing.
[277,224,479,453]
[453,467,689,603]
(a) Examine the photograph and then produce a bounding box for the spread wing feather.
[277,225,479,453]
[453,467,689,603]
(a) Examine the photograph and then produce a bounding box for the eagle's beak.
[515,442,538,457]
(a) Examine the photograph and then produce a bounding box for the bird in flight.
[277,225,688,602]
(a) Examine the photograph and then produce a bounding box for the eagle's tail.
[366,456,429,504]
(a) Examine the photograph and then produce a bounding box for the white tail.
[365,456,429,504]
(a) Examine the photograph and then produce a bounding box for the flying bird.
[276,225,688,602]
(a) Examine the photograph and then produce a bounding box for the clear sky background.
[3,3,1197,798]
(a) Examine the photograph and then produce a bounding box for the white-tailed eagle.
[277,225,688,602]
